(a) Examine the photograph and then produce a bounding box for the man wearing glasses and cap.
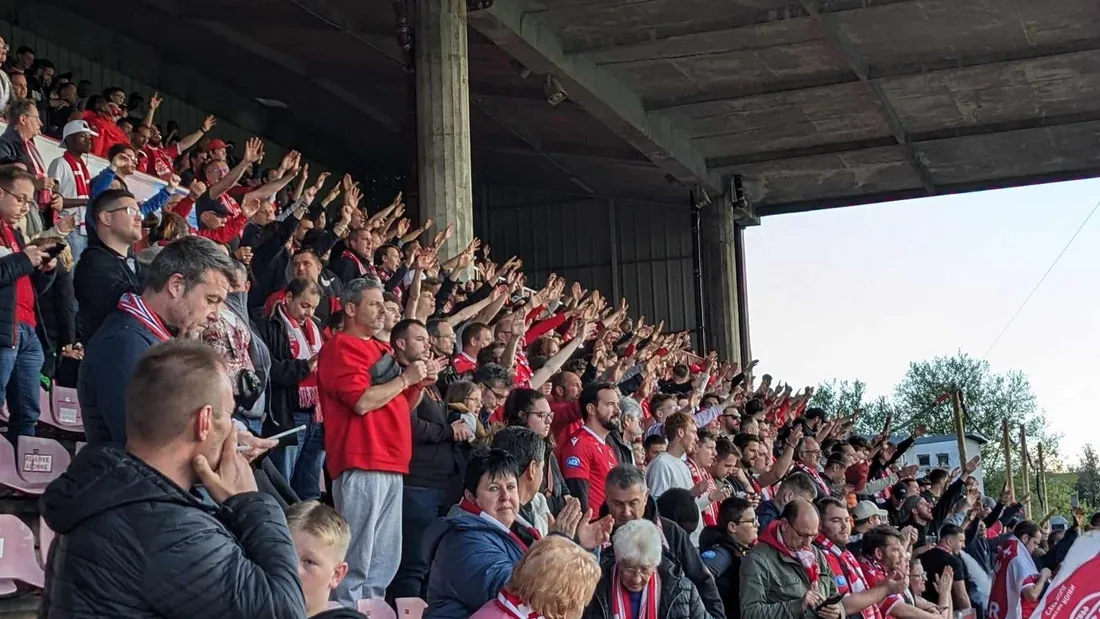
[46,119,97,261]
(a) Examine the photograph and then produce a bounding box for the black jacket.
[256,315,315,439]
[73,243,142,346]
[0,228,57,348]
[584,556,709,619]
[39,444,306,619]
[408,383,461,489]
[699,525,751,619]
[0,125,30,168]
[601,497,726,619]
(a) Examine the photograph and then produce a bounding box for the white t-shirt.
[645,451,701,544]
[46,155,87,236]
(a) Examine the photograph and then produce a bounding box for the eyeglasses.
[619,564,657,578]
[106,206,140,217]
[0,185,33,207]
[736,518,760,527]
[527,410,553,421]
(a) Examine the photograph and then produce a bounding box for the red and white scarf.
[686,458,718,527]
[759,520,820,586]
[514,350,533,387]
[117,293,172,342]
[816,534,877,619]
[341,250,367,276]
[275,303,322,408]
[495,590,543,619]
[63,152,91,235]
[458,497,540,552]
[610,563,661,619]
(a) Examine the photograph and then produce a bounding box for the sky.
[743,177,1100,466]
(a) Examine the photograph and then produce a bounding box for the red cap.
[204,138,227,153]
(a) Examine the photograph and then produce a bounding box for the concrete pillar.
[701,204,750,364]
[415,0,474,258]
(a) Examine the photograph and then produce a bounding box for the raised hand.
[243,137,264,164]
[201,115,216,132]
[149,92,163,110]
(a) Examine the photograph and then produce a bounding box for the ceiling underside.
[32,0,1100,215]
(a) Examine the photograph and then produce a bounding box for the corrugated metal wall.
[475,185,699,342]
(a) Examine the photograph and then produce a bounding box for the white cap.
[853,500,889,522]
[61,120,98,141]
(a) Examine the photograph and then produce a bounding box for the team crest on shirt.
[701,550,717,560]
[835,575,848,588]
[565,456,582,468]
[570,437,579,445]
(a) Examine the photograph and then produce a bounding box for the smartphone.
[816,594,844,611]
[236,423,307,451]
[43,242,67,259]
[1071,493,1080,509]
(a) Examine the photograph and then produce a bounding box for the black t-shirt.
[919,547,965,602]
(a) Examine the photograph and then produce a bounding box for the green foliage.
[814,351,1062,502]
[1074,445,1100,510]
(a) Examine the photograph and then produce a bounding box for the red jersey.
[317,332,415,478]
[859,557,903,617]
[559,426,620,512]
[550,399,582,455]
[817,535,879,619]
[141,143,181,180]
[453,351,476,375]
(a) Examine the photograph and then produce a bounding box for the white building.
[894,433,989,493]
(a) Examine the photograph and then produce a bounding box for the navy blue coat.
[423,506,527,619]
[78,310,162,446]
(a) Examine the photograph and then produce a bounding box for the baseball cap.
[1050,516,1068,531]
[853,500,889,522]
[61,120,98,141]
[204,138,227,153]
[196,197,229,220]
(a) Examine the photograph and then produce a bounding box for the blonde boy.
[286,501,365,618]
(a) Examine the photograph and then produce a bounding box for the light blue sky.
[744,177,1100,466]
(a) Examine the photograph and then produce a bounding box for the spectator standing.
[560,382,622,513]
[259,277,325,499]
[469,536,600,619]
[793,437,830,498]
[740,499,841,619]
[987,521,1050,619]
[919,524,972,611]
[41,340,306,618]
[45,119,96,260]
[757,472,819,530]
[602,465,725,619]
[72,189,143,344]
[390,317,470,600]
[859,526,940,619]
[0,166,57,441]
[584,519,709,619]
[700,496,758,619]
[317,276,436,606]
[454,321,491,375]
[503,387,570,515]
[0,39,10,109]
[79,235,234,446]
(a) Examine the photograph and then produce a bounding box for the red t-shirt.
[318,333,415,478]
[513,350,532,387]
[559,426,620,513]
[1020,574,1039,619]
[859,557,903,617]
[2,224,35,327]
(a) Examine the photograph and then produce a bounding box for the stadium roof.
[36,0,1100,214]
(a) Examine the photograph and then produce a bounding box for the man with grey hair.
[317,276,443,607]
[80,235,237,446]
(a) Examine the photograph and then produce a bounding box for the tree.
[890,352,1059,481]
[1074,445,1100,509]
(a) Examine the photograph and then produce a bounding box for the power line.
[982,195,1100,359]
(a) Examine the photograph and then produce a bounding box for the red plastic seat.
[358,598,397,619]
[0,515,44,588]
[46,386,83,432]
[15,436,70,487]
[0,436,48,494]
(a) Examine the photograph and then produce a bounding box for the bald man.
[740,498,842,619]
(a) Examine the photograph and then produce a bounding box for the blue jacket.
[423,506,527,619]
[87,167,173,238]
[757,500,781,530]
[78,309,162,446]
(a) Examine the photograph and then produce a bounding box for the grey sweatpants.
[332,469,403,606]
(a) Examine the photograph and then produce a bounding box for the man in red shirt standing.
[558,382,621,513]
[0,166,59,441]
[452,321,490,375]
[317,276,439,608]
[134,92,215,181]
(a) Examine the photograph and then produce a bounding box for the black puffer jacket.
[699,526,751,619]
[584,556,709,619]
[39,445,306,619]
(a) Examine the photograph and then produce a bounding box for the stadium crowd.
[0,36,1094,619]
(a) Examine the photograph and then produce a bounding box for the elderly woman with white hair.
[584,519,709,619]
